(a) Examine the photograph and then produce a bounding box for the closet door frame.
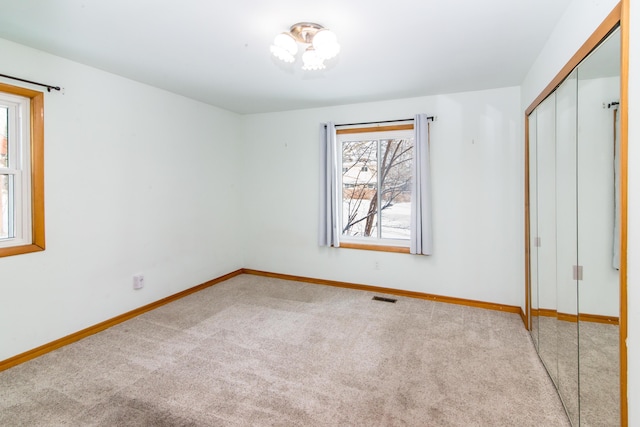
[523,2,628,424]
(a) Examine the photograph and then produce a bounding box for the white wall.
[577,76,620,317]
[627,0,639,423]
[555,74,578,318]
[534,75,620,318]
[0,39,244,361]
[240,87,523,307]
[521,0,620,111]
[533,95,559,312]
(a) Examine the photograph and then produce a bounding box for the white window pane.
[380,138,413,239]
[0,106,7,169]
[0,174,13,240]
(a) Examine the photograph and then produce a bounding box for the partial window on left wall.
[0,83,45,257]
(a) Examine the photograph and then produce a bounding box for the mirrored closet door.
[527,27,620,426]
[576,29,621,426]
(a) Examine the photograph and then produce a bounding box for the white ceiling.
[0,0,573,114]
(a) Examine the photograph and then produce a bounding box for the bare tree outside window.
[341,135,413,240]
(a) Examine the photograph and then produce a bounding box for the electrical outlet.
[133,274,145,290]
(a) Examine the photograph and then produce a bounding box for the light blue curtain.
[318,122,341,247]
[410,114,433,255]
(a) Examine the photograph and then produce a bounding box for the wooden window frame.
[337,124,414,253]
[0,82,45,258]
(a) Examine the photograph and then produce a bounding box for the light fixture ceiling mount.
[270,22,340,71]
[289,22,324,44]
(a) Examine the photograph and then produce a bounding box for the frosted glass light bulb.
[312,29,340,60]
[302,47,326,71]
[270,45,295,63]
[271,32,298,63]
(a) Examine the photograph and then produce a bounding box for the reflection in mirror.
[535,93,558,386]
[529,111,539,351]
[555,70,579,425]
[577,27,620,427]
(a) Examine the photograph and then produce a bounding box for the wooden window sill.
[339,242,410,254]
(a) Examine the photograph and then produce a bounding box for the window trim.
[337,123,414,251]
[339,242,411,254]
[0,82,45,258]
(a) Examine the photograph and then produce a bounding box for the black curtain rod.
[0,73,61,92]
[334,116,434,127]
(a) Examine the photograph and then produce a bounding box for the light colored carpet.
[0,274,570,426]
[534,315,620,426]
[579,321,620,427]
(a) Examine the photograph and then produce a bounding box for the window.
[338,125,414,249]
[0,83,45,258]
[320,115,432,255]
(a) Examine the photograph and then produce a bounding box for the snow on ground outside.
[342,201,410,239]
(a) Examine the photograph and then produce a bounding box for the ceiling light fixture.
[270,22,340,71]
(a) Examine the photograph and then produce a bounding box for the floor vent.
[372,296,397,303]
